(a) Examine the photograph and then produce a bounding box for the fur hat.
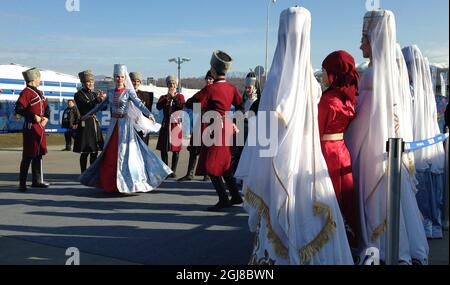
[78,70,95,83]
[210,50,233,75]
[129,72,143,82]
[245,77,257,87]
[166,75,178,85]
[22,68,41,82]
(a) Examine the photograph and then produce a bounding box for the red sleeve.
[17,90,31,108]
[194,88,209,109]
[178,94,186,104]
[318,96,330,139]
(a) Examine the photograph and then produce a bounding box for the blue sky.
[0,0,448,79]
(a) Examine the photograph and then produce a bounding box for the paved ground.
[0,143,448,265]
[0,143,253,265]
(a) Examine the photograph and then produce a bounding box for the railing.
[385,128,449,265]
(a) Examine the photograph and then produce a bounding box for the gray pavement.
[0,143,448,265]
[0,143,253,265]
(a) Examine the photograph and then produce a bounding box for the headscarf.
[322,50,359,105]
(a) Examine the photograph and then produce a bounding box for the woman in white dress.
[79,64,171,194]
[345,11,429,264]
[235,7,353,265]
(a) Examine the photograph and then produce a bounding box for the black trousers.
[161,151,180,173]
[80,152,98,173]
[19,156,44,186]
[210,170,240,203]
[64,130,73,149]
[184,151,198,177]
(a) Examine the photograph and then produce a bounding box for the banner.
[0,100,112,134]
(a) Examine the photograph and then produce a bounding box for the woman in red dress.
[318,50,359,248]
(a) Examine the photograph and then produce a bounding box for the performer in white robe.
[346,10,428,264]
[402,45,445,239]
[395,44,418,192]
[235,7,353,265]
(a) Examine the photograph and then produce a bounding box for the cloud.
[422,46,449,66]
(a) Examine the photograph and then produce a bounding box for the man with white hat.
[186,50,244,211]
[130,71,154,145]
[156,75,185,178]
[15,67,50,192]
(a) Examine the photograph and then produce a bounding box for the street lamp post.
[265,0,276,82]
[169,57,191,92]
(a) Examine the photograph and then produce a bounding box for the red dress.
[98,88,125,193]
[186,81,243,176]
[318,90,358,247]
[17,87,48,158]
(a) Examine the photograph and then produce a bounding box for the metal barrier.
[386,138,403,265]
[385,130,449,265]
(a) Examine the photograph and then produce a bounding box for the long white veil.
[236,7,352,264]
[395,44,417,185]
[122,66,161,134]
[402,46,444,173]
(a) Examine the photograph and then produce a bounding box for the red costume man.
[156,76,185,178]
[186,50,244,211]
[15,68,50,192]
[318,50,359,248]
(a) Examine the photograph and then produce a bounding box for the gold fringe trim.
[402,157,417,194]
[245,189,337,264]
[298,202,337,264]
[245,189,289,259]
[371,220,387,241]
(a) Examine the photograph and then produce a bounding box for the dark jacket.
[61,106,80,129]
[137,90,154,115]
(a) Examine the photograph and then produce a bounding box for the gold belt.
[112,113,127,118]
[321,133,344,141]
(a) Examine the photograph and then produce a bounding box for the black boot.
[161,151,169,165]
[178,152,197,181]
[224,171,243,205]
[89,152,98,166]
[169,152,179,178]
[80,153,88,173]
[19,158,31,192]
[31,157,49,188]
[208,176,231,211]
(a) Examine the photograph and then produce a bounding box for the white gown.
[346,66,429,264]
[236,7,353,265]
